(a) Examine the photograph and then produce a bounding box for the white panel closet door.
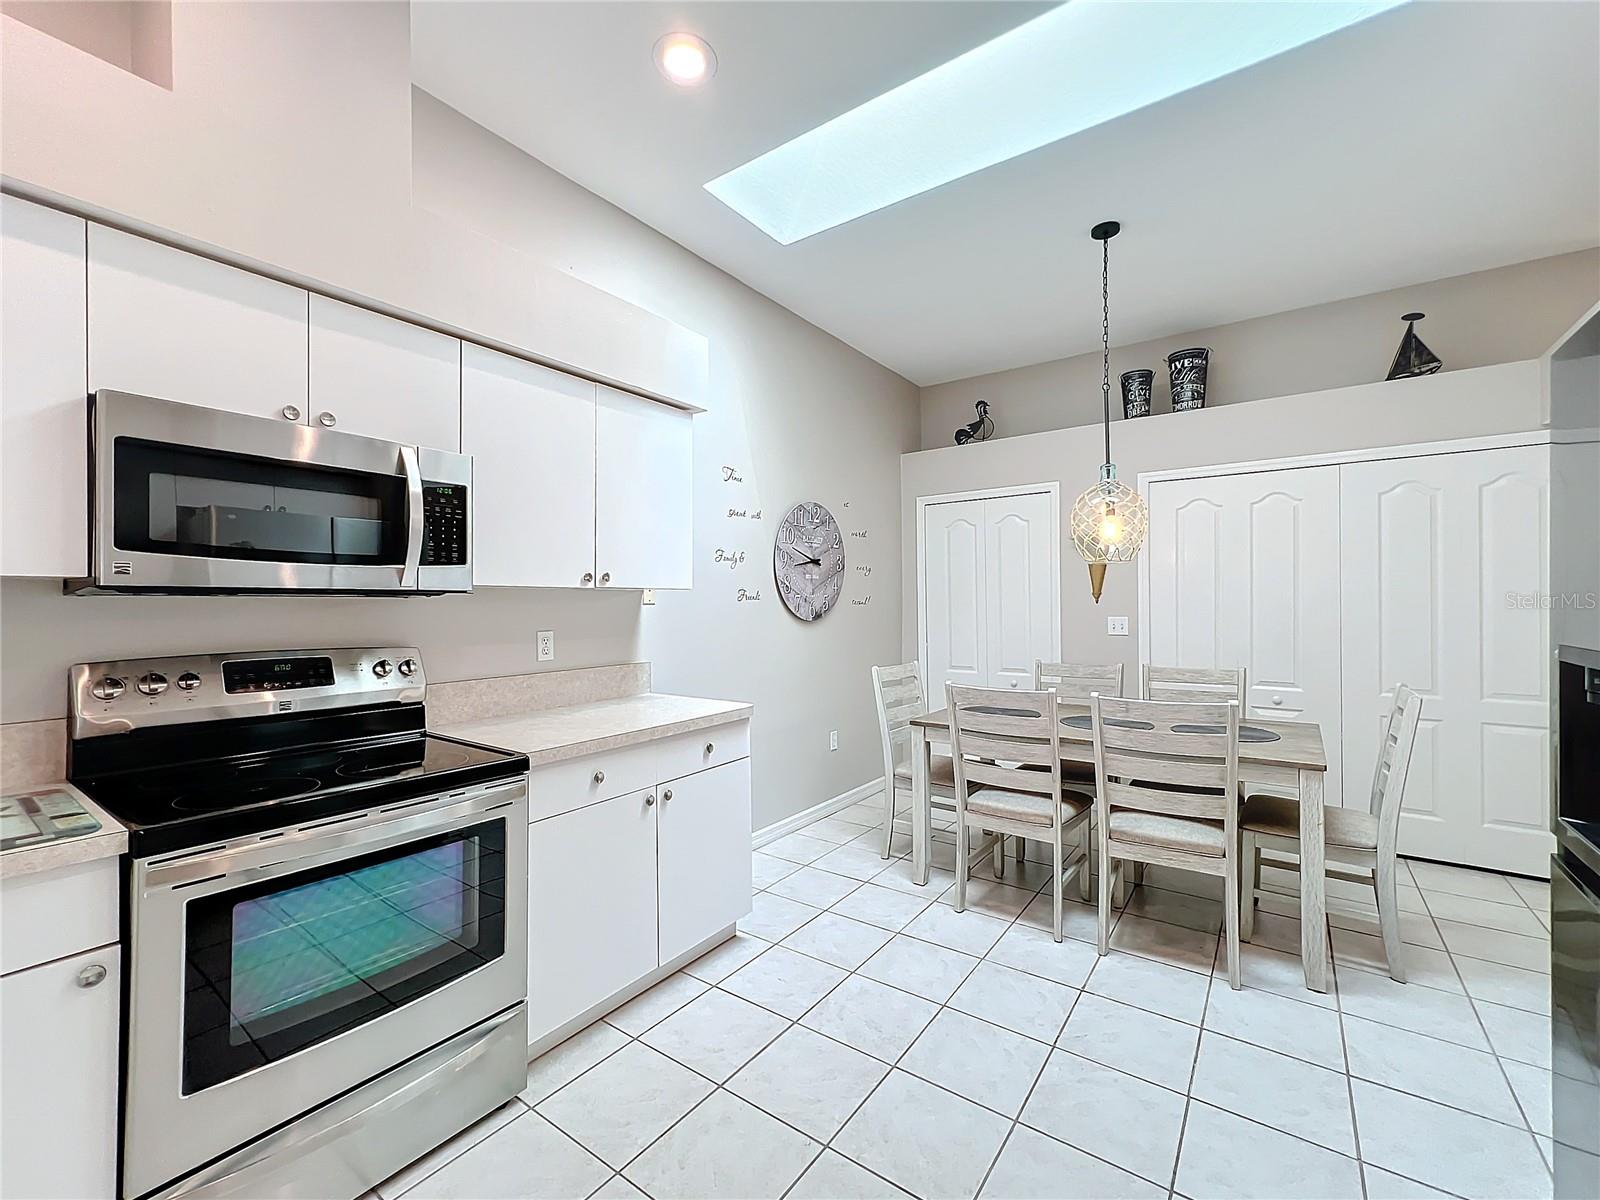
[985,490,1057,691]
[923,498,987,699]
[1340,445,1552,875]
[1147,466,1343,802]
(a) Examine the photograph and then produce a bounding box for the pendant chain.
[1100,235,1111,467]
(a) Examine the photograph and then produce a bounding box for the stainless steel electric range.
[67,648,529,1200]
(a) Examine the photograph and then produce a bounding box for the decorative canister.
[1167,347,1211,411]
[1119,369,1153,419]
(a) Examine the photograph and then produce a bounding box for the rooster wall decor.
[953,400,994,446]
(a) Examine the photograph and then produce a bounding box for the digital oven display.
[222,656,336,694]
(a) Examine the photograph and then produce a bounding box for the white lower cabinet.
[524,724,751,1050]
[0,944,120,1200]
[658,758,754,964]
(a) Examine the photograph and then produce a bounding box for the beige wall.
[921,250,1600,450]
[902,360,1545,685]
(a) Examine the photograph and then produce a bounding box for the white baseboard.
[753,776,885,849]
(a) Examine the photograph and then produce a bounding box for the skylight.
[705,1,1407,245]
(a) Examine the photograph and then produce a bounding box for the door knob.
[1009,680,1018,688]
[76,963,107,989]
[317,411,337,428]
[281,405,301,421]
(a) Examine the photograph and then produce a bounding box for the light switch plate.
[829,730,839,752]
[536,630,555,661]
[1107,616,1130,636]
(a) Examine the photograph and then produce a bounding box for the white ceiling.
[412,1,1600,387]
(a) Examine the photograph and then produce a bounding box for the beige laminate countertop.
[0,783,127,879]
[436,692,752,767]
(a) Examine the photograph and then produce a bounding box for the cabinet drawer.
[1,858,119,976]
[527,741,660,823]
[657,720,750,783]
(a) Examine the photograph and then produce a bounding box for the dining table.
[908,703,1333,993]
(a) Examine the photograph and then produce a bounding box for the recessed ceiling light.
[655,32,716,87]
[705,1,1407,244]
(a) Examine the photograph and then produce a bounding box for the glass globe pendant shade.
[1071,463,1148,602]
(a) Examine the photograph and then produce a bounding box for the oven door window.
[182,819,506,1094]
[114,437,409,565]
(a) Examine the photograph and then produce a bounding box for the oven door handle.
[399,445,424,589]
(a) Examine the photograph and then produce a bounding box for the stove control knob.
[176,672,202,692]
[398,658,418,678]
[372,659,394,679]
[91,676,126,701]
[137,672,169,696]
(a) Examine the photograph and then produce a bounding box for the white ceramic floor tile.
[1175,1102,1362,1200]
[1342,1013,1521,1125]
[740,890,823,943]
[536,1043,713,1169]
[1360,1165,1455,1199]
[1016,890,1104,943]
[858,828,914,858]
[834,1070,1013,1200]
[1142,865,1225,902]
[781,912,894,970]
[769,865,863,909]
[623,1090,819,1200]
[1189,1032,1355,1154]
[719,943,847,1019]
[1501,1058,1554,1137]
[1508,876,1551,911]
[1336,964,1490,1049]
[640,988,788,1082]
[764,832,839,865]
[1326,905,1445,950]
[1408,861,1524,905]
[903,900,1011,957]
[401,1111,610,1200]
[726,1024,889,1141]
[1453,954,1551,1015]
[1057,992,1199,1091]
[1121,884,1223,933]
[948,960,1079,1043]
[832,882,934,931]
[900,1007,1051,1117]
[807,815,877,844]
[871,857,957,896]
[1108,913,1219,974]
[1021,1050,1186,1186]
[858,933,979,1003]
[589,1175,646,1199]
[800,974,939,1063]
[1246,909,1312,959]
[602,971,710,1036]
[987,922,1099,987]
[1086,947,1211,1025]
[1227,941,1336,1009]
[521,1021,630,1106]
[683,932,771,983]
[937,875,1041,920]
[752,851,801,891]
[1476,998,1553,1069]
[787,1151,913,1200]
[1332,931,1465,993]
[1352,1079,1551,1200]
[1435,919,1549,973]
[1424,890,1549,938]
[814,843,900,882]
[1203,980,1345,1070]
[376,1102,524,1199]
[980,1125,1165,1199]
[1397,886,1429,915]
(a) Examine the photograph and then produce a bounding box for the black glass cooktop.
[75,733,525,857]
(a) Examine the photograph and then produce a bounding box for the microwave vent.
[111,561,133,576]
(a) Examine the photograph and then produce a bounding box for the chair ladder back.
[1091,695,1241,827]
[946,683,1062,800]
[1373,685,1424,860]
[1141,664,1247,706]
[1035,661,1125,701]
[873,662,925,785]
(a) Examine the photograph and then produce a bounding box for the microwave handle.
[400,446,424,588]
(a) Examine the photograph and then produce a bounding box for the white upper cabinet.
[88,224,308,423]
[1,195,88,577]
[462,345,597,588]
[309,295,460,449]
[596,385,693,590]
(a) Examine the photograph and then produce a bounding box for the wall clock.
[774,501,845,621]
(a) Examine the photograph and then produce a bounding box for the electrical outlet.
[536,630,555,662]
[1107,616,1130,636]
[829,730,839,752]
[641,589,656,606]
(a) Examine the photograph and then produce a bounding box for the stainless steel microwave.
[68,390,472,595]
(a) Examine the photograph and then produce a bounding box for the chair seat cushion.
[1241,794,1379,850]
[1107,810,1225,856]
[966,786,1090,827]
[894,754,956,790]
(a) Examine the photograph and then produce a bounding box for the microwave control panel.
[422,483,467,567]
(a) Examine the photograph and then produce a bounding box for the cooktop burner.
[169,775,321,812]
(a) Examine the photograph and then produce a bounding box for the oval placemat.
[1061,714,1155,731]
[1170,722,1281,743]
[965,705,1042,718]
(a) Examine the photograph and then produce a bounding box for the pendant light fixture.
[1070,220,1148,603]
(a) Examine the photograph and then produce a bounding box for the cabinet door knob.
[644,794,655,807]
[281,405,301,421]
[705,742,715,755]
[1272,696,1284,706]
[76,963,107,989]
[662,788,673,802]
[599,572,611,585]
[582,572,594,585]
[317,411,337,428]
[593,770,605,785]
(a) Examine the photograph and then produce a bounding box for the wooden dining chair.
[1241,684,1423,981]
[872,662,958,859]
[1142,664,1247,706]
[1035,661,1126,701]
[1091,695,1243,988]
[947,684,1093,941]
